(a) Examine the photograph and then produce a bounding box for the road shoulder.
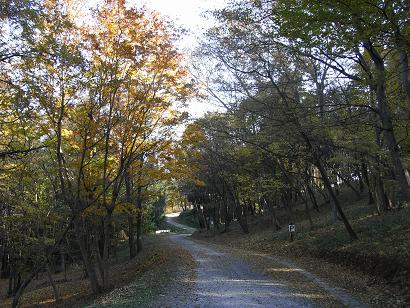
[192,233,405,307]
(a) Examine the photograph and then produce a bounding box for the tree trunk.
[301,132,358,239]
[374,174,388,213]
[128,215,137,258]
[102,213,112,290]
[74,217,101,293]
[266,197,281,231]
[214,201,220,230]
[336,171,361,200]
[61,253,67,281]
[8,264,15,297]
[300,190,314,230]
[364,40,410,200]
[357,166,364,192]
[125,174,137,259]
[360,162,374,205]
[399,50,410,113]
[195,203,206,229]
[92,226,104,284]
[237,200,249,234]
[136,186,143,252]
[223,194,230,232]
[8,272,13,297]
[1,249,10,279]
[306,184,319,212]
[46,262,60,303]
[318,161,357,238]
[12,266,41,307]
[282,191,294,224]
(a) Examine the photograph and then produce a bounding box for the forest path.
[163,214,365,307]
[165,212,197,234]
[167,233,314,307]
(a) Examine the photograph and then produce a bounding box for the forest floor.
[0,234,195,307]
[188,196,410,307]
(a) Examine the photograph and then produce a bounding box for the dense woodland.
[177,0,410,236]
[0,0,409,307]
[0,0,193,306]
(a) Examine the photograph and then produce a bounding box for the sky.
[75,0,228,118]
[138,0,227,118]
[77,0,226,119]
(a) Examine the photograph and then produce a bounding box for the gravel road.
[163,214,318,307]
[163,214,367,308]
[169,233,314,307]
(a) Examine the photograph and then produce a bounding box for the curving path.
[165,212,197,234]
[164,214,332,307]
[168,233,315,307]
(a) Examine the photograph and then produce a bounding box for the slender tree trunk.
[92,226,104,283]
[266,197,281,230]
[307,184,319,212]
[46,262,60,303]
[241,203,249,233]
[399,50,410,113]
[361,162,374,204]
[374,174,388,213]
[102,213,113,290]
[357,166,364,192]
[12,266,42,307]
[223,194,230,232]
[74,217,101,293]
[214,201,220,230]
[1,249,10,279]
[301,132,358,239]
[302,192,313,230]
[282,191,294,224]
[314,182,329,203]
[364,41,410,200]
[318,161,357,238]
[8,264,15,297]
[336,171,361,200]
[61,253,67,281]
[8,272,13,297]
[195,203,206,229]
[236,199,249,234]
[125,174,137,258]
[136,188,143,252]
[128,215,137,258]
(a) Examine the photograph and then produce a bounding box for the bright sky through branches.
[138,0,226,118]
[76,0,225,118]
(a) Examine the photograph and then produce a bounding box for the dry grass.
[0,235,196,308]
[193,190,410,307]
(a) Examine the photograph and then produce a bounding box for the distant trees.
[178,0,409,239]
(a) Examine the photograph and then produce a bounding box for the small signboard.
[288,224,296,233]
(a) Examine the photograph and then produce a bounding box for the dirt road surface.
[163,214,366,307]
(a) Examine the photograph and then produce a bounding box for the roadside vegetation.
[0,235,195,307]
[177,209,200,229]
[191,189,410,306]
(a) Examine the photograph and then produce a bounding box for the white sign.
[288,224,296,232]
